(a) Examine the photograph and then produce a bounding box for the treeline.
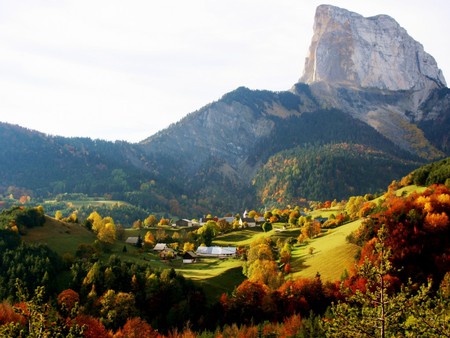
[0,206,45,233]
[410,156,450,186]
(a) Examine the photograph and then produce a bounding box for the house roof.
[153,243,168,251]
[219,217,235,223]
[196,246,236,256]
[183,251,198,258]
[125,237,139,244]
[176,219,192,223]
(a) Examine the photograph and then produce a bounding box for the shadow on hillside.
[215,228,262,243]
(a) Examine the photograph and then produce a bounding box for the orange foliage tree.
[356,184,450,285]
[57,289,80,318]
[114,317,158,338]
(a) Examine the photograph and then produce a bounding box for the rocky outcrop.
[300,5,446,92]
[295,5,448,158]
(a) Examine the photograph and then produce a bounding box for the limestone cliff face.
[300,5,446,92]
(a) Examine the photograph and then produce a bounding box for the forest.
[0,159,448,337]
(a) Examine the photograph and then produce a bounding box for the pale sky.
[0,0,448,142]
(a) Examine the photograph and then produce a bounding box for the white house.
[153,243,168,251]
[196,246,237,258]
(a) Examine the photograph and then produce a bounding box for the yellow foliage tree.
[183,242,195,252]
[98,222,116,244]
[88,211,103,233]
[143,215,157,227]
[144,231,155,248]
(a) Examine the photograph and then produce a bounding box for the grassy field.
[23,216,96,256]
[290,219,363,281]
[309,207,343,219]
[45,198,131,208]
[171,257,245,302]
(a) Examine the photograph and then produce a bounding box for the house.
[182,251,198,263]
[239,217,256,227]
[219,216,235,224]
[199,216,218,225]
[175,219,193,227]
[255,216,266,224]
[125,236,140,245]
[196,246,237,258]
[153,243,168,251]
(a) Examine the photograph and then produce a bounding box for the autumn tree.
[326,226,450,338]
[158,217,170,226]
[114,317,158,338]
[97,221,116,244]
[132,219,143,230]
[301,220,321,239]
[99,289,137,330]
[245,237,283,289]
[183,242,195,252]
[4,280,85,337]
[88,211,103,233]
[345,195,366,219]
[72,314,108,338]
[55,210,63,220]
[279,242,292,264]
[143,214,157,227]
[155,228,167,242]
[217,219,232,233]
[197,220,219,246]
[57,289,80,318]
[143,231,156,248]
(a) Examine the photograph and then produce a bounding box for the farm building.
[239,217,256,227]
[219,216,235,224]
[153,243,168,251]
[125,236,140,245]
[196,246,237,258]
[175,219,193,227]
[182,251,198,263]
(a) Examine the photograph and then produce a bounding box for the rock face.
[300,5,446,92]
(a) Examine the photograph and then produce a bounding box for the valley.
[0,4,449,336]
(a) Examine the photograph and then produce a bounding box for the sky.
[0,0,449,143]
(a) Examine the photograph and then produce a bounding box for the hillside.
[22,216,96,256]
[291,219,362,281]
[253,143,420,204]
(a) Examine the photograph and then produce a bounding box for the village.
[124,210,269,264]
[122,207,331,267]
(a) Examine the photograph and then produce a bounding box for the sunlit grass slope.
[23,216,96,256]
[290,219,363,282]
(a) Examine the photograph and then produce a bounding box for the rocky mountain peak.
[299,5,446,92]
